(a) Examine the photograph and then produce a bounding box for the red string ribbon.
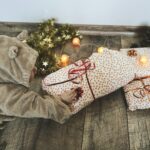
[68,59,95,84]
[68,59,96,100]
[126,77,150,100]
[44,59,96,101]
[133,78,150,99]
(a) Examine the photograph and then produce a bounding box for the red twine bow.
[133,84,150,99]
[126,77,150,100]
[133,85,150,98]
[43,59,96,102]
[68,59,95,84]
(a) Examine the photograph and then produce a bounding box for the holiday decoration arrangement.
[42,46,150,113]
[42,48,136,114]
[27,18,82,76]
[26,18,150,113]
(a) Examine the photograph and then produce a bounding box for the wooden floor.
[0,23,150,150]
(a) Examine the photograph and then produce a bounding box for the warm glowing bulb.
[139,56,148,65]
[60,54,70,67]
[72,37,80,47]
[97,47,104,54]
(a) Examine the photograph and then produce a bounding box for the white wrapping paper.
[42,49,135,114]
[124,78,150,111]
[120,47,150,78]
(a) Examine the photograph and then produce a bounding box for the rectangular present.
[42,49,135,114]
[120,47,150,78]
[124,77,150,111]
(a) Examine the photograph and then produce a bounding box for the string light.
[72,37,80,47]
[139,55,148,65]
[97,47,104,54]
[60,54,70,67]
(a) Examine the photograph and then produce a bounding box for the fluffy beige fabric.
[0,31,72,127]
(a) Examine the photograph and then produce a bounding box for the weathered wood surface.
[82,90,130,150]
[0,22,150,150]
[0,21,137,36]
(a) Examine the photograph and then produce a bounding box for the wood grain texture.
[0,118,42,150]
[0,113,86,150]
[127,110,150,150]
[0,21,137,36]
[0,22,37,36]
[82,90,130,150]
[0,21,138,32]
[121,35,139,48]
[34,110,85,150]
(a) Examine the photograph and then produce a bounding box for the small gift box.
[120,48,150,78]
[42,49,135,114]
[124,77,150,111]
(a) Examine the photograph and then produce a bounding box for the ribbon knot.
[68,59,95,84]
[126,77,150,100]
[133,84,150,99]
[44,58,96,102]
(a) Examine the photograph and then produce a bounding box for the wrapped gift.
[42,49,135,114]
[124,77,150,111]
[120,48,150,78]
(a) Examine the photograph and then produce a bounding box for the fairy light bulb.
[72,37,80,47]
[139,55,148,65]
[97,47,104,54]
[60,54,70,67]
